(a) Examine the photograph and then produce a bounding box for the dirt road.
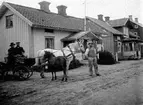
[0,59,143,105]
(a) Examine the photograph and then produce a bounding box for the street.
[0,59,143,105]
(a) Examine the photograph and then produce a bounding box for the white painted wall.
[33,28,71,57]
[0,9,30,61]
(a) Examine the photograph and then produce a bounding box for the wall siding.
[0,9,30,61]
[33,28,71,57]
[102,32,114,55]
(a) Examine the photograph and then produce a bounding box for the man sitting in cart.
[15,42,25,56]
[7,42,16,65]
[14,42,26,63]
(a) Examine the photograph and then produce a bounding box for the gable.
[0,2,32,26]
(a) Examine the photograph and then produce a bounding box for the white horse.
[34,41,85,81]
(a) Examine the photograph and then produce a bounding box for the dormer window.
[6,15,13,28]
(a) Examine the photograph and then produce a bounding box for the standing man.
[15,42,25,56]
[85,40,100,76]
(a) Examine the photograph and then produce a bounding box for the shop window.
[45,37,54,49]
[6,15,13,28]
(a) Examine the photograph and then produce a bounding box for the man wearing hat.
[7,42,16,65]
[15,42,25,56]
[85,40,100,76]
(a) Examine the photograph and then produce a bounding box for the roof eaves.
[32,24,82,32]
[4,2,33,26]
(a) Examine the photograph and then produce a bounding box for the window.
[6,15,13,28]
[124,43,129,51]
[134,25,138,29]
[45,37,54,49]
[124,43,133,51]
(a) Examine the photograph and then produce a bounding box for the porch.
[122,38,143,60]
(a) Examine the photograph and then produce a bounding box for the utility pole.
[84,0,86,31]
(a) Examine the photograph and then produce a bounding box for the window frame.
[45,36,55,49]
[6,14,13,29]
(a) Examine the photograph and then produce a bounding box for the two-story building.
[108,15,143,59]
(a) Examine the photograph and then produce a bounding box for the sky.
[0,0,143,24]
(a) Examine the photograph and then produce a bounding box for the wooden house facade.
[86,16,124,61]
[108,16,143,60]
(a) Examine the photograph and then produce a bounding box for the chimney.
[98,14,103,21]
[129,15,133,21]
[57,5,67,16]
[135,18,138,23]
[39,1,51,12]
[105,16,110,21]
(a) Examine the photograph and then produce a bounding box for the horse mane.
[44,51,55,59]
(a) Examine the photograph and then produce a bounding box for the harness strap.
[61,49,66,58]
[61,49,73,60]
[67,45,75,59]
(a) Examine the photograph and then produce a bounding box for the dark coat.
[15,46,25,55]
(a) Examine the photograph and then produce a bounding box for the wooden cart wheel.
[13,66,30,80]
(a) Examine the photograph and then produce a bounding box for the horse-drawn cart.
[0,55,35,80]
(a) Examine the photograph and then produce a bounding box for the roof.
[108,18,143,28]
[0,2,106,34]
[61,31,101,41]
[123,38,143,43]
[86,16,124,35]
[108,18,128,27]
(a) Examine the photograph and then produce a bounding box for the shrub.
[97,50,116,64]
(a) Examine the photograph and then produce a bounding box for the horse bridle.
[77,41,85,53]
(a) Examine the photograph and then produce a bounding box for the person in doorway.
[7,42,16,65]
[15,42,25,56]
[85,40,101,76]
